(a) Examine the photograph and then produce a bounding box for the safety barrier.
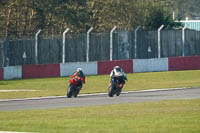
[168,56,200,71]
[98,60,133,75]
[22,64,60,79]
[0,68,3,80]
[1,56,200,80]
[60,62,97,77]
[4,66,22,80]
[133,58,168,73]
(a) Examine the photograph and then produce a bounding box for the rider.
[110,66,127,88]
[71,68,85,89]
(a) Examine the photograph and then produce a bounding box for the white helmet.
[114,66,120,69]
[77,68,83,72]
[114,66,121,72]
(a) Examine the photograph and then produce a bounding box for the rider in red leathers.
[71,68,85,90]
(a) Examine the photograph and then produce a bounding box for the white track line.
[0,90,38,92]
[0,131,34,133]
[0,87,190,102]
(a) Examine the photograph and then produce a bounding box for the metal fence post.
[86,27,93,62]
[35,29,41,64]
[173,11,175,21]
[158,25,164,58]
[134,26,140,59]
[110,26,117,61]
[182,25,187,56]
[62,28,70,64]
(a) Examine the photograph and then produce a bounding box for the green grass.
[1,70,200,99]
[0,99,199,133]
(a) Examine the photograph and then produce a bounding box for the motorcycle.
[108,72,125,97]
[66,77,81,98]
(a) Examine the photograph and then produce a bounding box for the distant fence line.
[0,29,200,67]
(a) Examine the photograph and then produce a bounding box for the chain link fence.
[1,29,200,67]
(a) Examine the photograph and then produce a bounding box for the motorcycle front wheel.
[116,87,122,96]
[67,84,73,98]
[108,85,114,97]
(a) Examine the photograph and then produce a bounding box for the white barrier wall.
[4,66,22,80]
[60,62,97,77]
[133,58,168,73]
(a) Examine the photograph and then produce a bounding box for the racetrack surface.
[0,87,200,112]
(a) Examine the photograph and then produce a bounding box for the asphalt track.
[0,87,200,112]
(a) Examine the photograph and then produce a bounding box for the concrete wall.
[133,58,168,73]
[0,67,3,80]
[4,66,22,80]
[2,56,200,80]
[98,60,133,75]
[22,64,60,79]
[60,62,97,77]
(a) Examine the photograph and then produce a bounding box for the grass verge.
[1,70,200,99]
[0,99,199,133]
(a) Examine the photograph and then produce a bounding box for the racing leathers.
[71,70,85,89]
[110,68,127,88]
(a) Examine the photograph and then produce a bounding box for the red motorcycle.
[66,76,82,98]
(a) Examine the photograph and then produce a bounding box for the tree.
[32,0,89,34]
[145,7,183,30]
[0,0,197,39]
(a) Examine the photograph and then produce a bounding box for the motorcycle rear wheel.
[74,87,80,97]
